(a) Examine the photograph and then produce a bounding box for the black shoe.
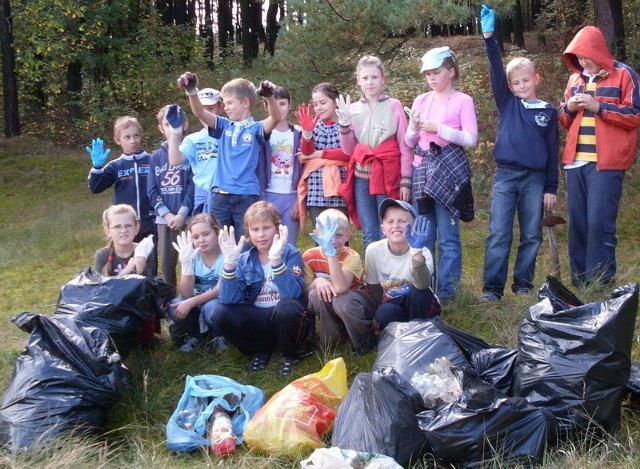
[279,356,300,376]
[249,352,271,372]
[480,292,501,303]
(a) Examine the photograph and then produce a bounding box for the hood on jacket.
[563,26,615,75]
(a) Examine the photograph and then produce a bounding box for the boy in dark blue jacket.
[480,5,559,302]
[87,116,155,242]
[148,105,195,287]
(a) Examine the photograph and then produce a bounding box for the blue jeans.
[354,177,386,251]
[411,172,461,300]
[566,163,623,285]
[167,297,201,339]
[210,193,259,242]
[483,168,544,296]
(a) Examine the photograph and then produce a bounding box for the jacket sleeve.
[179,169,195,218]
[88,161,117,194]
[484,36,511,112]
[322,147,350,162]
[272,245,305,300]
[219,257,250,305]
[147,154,167,217]
[558,75,580,129]
[599,65,640,130]
[391,99,413,183]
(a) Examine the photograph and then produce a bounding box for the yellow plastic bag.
[244,358,347,457]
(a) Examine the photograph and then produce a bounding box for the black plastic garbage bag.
[537,276,584,312]
[512,282,638,436]
[471,347,518,395]
[374,320,475,383]
[332,367,427,467]
[627,362,640,395]
[0,312,128,453]
[418,372,553,468]
[53,267,173,359]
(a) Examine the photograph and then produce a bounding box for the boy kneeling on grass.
[303,209,378,356]
[365,199,442,332]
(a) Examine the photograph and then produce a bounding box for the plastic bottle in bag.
[208,408,236,456]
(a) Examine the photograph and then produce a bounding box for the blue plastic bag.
[166,375,264,452]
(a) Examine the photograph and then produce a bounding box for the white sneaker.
[179,336,201,353]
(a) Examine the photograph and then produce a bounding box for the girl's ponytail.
[102,240,115,276]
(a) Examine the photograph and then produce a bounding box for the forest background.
[1,0,640,467]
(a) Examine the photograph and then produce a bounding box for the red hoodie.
[559,26,640,170]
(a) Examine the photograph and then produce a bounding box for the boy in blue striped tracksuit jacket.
[87,116,155,242]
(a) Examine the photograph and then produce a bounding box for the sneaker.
[279,356,301,376]
[205,335,229,353]
[480,292,501,303]
[249,352,272,373]
[178,336,201,353]
[514,287,531,296]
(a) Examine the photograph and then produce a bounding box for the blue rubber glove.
[481,4,495,34]
[166,104,185,134]
[310,217,338,257]
[85,138,111,167]
[406,216,430,255]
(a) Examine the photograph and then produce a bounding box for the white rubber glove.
[335,94,359,127]
[268,225,288,261]
[218,226,245,267]
[404,106,421,130]
[134,235,154,259]
[172,231,198,276]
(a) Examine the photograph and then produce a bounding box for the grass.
[2,34,640,467]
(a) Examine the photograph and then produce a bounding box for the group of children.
[86,4,640,374]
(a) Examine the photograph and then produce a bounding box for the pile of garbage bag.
[332,279,638,467]
[0,268,173,453]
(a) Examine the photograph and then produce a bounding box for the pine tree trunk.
[0,0,20,137]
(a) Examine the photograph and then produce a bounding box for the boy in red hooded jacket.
[559,25,640,287]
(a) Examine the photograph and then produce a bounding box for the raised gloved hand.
[480,4,495,34]
[172,231,198,276]
[310,217,338,257]
[166,104,186,134]
[403,106,421,131]
[295,103,319,140]
[134,234,155,260]
[218,226,245,267]
[335,94,359,127]
[256,80,277,98]
[406,216,430,256]
[86,138,111,167]
[268,224,288,261]
[176,71,199,96]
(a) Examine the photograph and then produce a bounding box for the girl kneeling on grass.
[168,213,228,353]
[212,201,312,376]
[94,204,155,277]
